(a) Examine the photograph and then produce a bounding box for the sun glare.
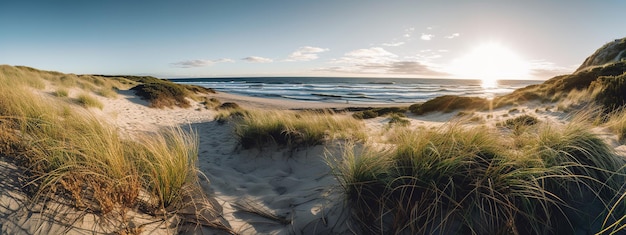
[448,42,531,88]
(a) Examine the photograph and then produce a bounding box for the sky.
[1,0,625,80]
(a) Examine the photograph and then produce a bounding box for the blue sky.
[1,1,624,79]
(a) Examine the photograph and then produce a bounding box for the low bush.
[591,72,626,112]
[410,95,488,115]
[352,107,407,119]
[131,83,191,108]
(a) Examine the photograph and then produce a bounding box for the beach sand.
[1,86,623,234]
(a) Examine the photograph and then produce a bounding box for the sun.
[448,42,531,88]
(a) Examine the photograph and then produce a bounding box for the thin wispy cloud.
[286,46,329,61]
[242,56,273,63]
[445,33,460,39]
[171,58,233,68]
[336,47,398,64]
[323,47,445,76]
[403,27,415,38]
[382,42,405,47]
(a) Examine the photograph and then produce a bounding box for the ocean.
[170,77,542,105]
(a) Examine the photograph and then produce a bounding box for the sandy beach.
[1,65,625,234]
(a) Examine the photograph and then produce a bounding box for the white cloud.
[242,56,273,63]
[286,46,329,61]
[421,33,434,41]
[171,58,233,68]
[445,33,460,39]
[323,47,446,76]
[382,42,405,47]
[403,27,415,38]
[336,47,398,64]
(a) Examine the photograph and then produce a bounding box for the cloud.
[403,27,415,38]
[171,58,233,68]
[335,47,398,64]
[242,56,273,63]
[445,33,460,39]
[286,46,329,61]
[382,42,405,47]
[322,47,446,76]
[421,33,434,41]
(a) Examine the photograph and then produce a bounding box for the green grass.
[233,109,364,149]
[331,120,626,234]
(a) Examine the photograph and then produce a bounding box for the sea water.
[171,77,542,105]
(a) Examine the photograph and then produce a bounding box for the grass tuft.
[77,93,104,109]
[332,120,626,234]
[234,109,364,149]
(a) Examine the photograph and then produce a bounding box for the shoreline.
[211,91,412,110]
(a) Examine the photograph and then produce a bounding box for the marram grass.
[332,121,626,234]
[233,109,365,149]
[0,66,214,228]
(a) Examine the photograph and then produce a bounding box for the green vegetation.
[233,109,364,149]
[410,95,488,115]
[332,121,626,234]
[0,65,222,231]
[591,72,626,112]
[388,113,410,126]
[352,107,408,119]
[76,93,104,109]
[129,78,215,108]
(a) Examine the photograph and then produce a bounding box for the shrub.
[218,102,240,110]
[388,113,410,126]
[591,72,626,112]
[131,83,191,108]
[410,95,488,115]
[502,115,539,128]
[352,107,407,119]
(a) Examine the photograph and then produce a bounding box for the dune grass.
[331,119,626,234]
[0,66,220,230]
[232,109,364,149]
[76,93,104,109]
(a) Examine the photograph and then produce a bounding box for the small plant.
[388,113,410,126]
[234,110,363,149]
[352,107,407,119]
[54,88,69,97]
[97,87,118,98]
[77,93,104,109]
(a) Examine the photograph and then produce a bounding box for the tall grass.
[77,93,104,109]
[605,108,626,142]
[332,121,626,234]
[0,66,220,229]
[233,109,364,149]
